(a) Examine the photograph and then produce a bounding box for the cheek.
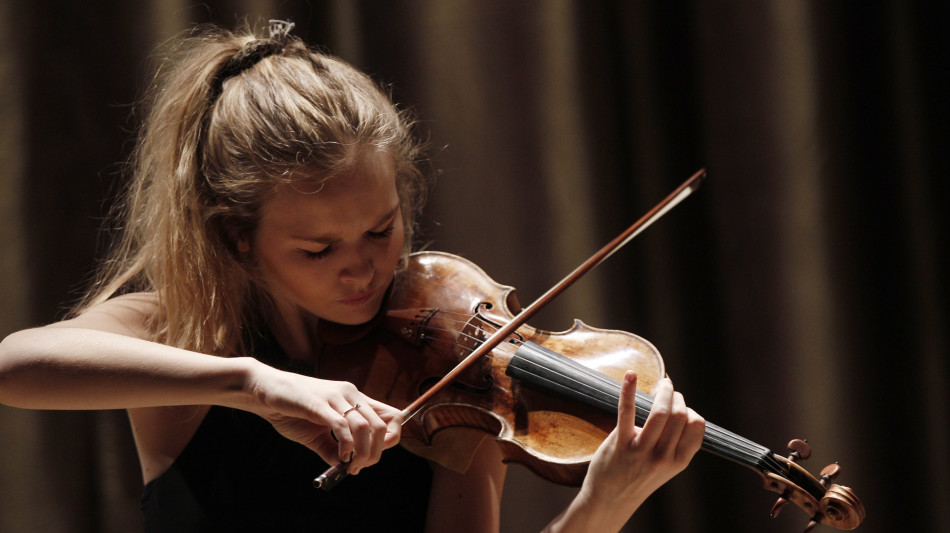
[385,226,407,268]
[265,262,338,314]
[254,247,316,298]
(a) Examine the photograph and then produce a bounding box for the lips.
[338,287,377,306]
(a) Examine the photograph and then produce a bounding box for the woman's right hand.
[244,363,403,474]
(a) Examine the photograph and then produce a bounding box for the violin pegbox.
[763,438,866,531]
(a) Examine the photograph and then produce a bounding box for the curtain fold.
[1,1,945,532]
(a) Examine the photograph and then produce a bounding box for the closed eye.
[301,247,332,260]
[368,225,395,240]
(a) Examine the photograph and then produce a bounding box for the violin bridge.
[456,314,490,359]
[384,307,438,346]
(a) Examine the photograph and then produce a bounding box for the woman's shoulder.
[48,292,160,340]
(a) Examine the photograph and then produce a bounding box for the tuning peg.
[770,495,788,518]
[769,439,812,521]
[786,438,811,463]
[803,517,820,532]
[819,463,841,488]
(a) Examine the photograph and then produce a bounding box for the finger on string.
[655,390,689,454]
[617,371,639,443]
[675,408,706,461]
[638,377,673,450]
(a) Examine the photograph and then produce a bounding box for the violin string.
[402,311,778,464]
[418,313,785,471]
[507,344,778,469]
[392,309,519,357]
[432,326,787,473]
[394,309,787,475]
[396,318,519,359]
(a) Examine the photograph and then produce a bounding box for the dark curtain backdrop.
[1,1,946,532]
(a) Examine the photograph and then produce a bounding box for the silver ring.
[341,403,361,416]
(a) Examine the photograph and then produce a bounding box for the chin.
[332,313,376,326]
[329,302,384,326]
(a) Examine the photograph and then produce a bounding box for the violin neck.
[507,341,776,473]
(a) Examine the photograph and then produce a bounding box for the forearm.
[541,488,646,533]
[0,327,256,410]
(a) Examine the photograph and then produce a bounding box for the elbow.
[0,329,42,407]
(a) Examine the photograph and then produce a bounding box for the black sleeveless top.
[140,331,433,532]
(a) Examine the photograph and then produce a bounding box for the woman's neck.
[266,299,319,364]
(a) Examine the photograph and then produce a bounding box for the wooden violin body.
[317,251,866,530]
[320,251,663,483]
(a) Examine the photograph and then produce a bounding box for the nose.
[339,249,375,287]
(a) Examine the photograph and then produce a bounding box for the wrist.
[572,483,651,533]
[544,487,644,533]
[219,356,267,411]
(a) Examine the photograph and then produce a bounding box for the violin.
[313,171,866,531]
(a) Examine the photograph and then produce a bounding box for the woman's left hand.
[590,372,705,526]
[544,371,705,533]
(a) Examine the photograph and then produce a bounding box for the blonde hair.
[73,21,427,356]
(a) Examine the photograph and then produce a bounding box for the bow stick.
[314,168,706,490]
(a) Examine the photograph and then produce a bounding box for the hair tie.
[210,19,296,103]
[267,19,295,42]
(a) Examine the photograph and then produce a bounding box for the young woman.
[0,20,704,532]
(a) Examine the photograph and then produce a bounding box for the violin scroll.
[763,439,866,531]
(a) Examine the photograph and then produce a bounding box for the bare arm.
[0,293,402,472]
[0,325,257,410]
[425,437,507,533]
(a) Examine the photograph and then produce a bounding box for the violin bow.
[314,168,706,490]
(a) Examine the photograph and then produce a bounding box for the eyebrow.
[290,204,400,244]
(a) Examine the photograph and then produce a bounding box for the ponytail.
[73,21,427,357]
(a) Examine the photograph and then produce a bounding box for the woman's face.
[247,149,405,326]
